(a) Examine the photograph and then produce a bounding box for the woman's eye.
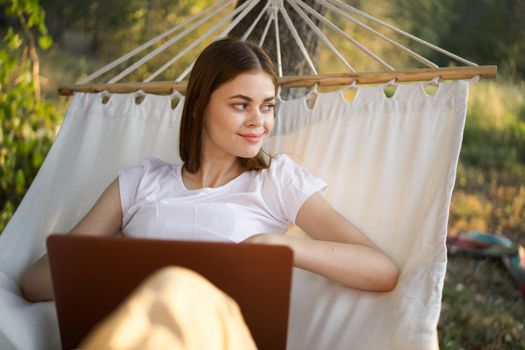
[233,103,248,111]
[261,104,275,112]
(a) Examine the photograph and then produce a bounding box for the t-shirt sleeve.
[118,164,144,219]
[268,154,328,225]
[117,157,168,224]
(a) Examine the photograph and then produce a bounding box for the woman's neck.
[182,156,243,189]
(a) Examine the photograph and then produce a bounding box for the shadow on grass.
[441,161,525,349]
[439,255,524,349]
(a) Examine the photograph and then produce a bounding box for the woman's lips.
[239,133,263,143]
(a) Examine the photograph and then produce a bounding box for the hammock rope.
[328,0,478,67]
[320,0,438,69]
[258,4,274,47]
[59,0,496,96]
[174,0,270,83]
[109,0,239,84]
[278,0,319,74]
[145,0,261,82]
[294,0,393,71]
[273,7,283,77]
[77,0,231,85]
[288,0,354,72]
[241,0,271,41]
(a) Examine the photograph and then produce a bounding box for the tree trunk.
[229,0,325,99]
[17,11,41,102]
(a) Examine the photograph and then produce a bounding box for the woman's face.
[201,71,276,160]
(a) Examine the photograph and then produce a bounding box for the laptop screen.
[47,234,293,350]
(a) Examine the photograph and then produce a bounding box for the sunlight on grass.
[442,79,525,349]
[468,80,525,129]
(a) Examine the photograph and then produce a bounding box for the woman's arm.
[20,178,124,302]
[244,192,399,292]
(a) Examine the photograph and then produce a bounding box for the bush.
[461,81,525,168]
[0,0,61,233]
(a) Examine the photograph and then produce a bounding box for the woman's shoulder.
[127,156,177,170]
[267,153,301,173]
[118,157,181,204]
[264,153,327,189]
[259,153,304,184]
[142,157,176,172]
[119,157,179,182]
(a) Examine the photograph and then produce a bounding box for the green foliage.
[0,0,60,233]
[389,0,525,79]
[461,81,525,168]
[41,0,220,82]
[2,0,53,50]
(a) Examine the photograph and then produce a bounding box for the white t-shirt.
[118,154,327,243]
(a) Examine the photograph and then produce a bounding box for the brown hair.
[179,38,278,173]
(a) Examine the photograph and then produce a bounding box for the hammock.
[0,1,494,349]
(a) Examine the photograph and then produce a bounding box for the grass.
[440,255,524,349]
[440,80,525,349]
[441,164,525,349]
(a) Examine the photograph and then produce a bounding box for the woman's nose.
[246,110,263,127]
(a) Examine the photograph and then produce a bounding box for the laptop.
[47,234,294,350]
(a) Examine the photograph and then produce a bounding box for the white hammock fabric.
[0,80,468,349]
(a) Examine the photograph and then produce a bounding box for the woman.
[20,38,399,303]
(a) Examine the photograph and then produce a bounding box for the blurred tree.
[40,0,215,81]
[35,0,525,80]
[444,0,525,78]
[390,0,525,78]
[0,0,60,233]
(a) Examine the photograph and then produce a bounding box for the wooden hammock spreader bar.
[58,65,496,96]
